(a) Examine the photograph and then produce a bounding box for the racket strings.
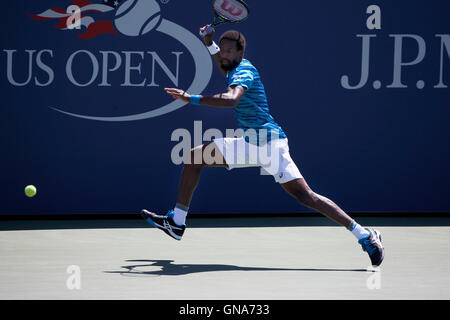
[213,0,249,22]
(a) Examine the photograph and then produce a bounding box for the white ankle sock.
[173,206,188,226]
[350,222,370,240]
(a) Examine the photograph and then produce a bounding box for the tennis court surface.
[1,216,449,299]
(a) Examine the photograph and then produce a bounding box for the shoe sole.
[372,229,384,267]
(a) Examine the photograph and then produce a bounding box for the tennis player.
[141,26,384,267]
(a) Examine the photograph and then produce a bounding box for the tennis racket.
[200,0,250,37]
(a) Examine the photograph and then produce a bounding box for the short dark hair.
[219,30,246,52]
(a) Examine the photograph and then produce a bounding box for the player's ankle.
[173,203,188,226]
[349,221,370,240]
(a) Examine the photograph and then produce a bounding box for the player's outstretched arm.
[164,85,245,108]
[200,25,227,77]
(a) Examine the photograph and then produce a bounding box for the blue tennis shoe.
[359,228,385,267]
[140,209,185,241]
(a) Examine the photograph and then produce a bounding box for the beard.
[220,58,241,72]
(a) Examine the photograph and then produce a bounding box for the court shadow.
[104,259,371,277]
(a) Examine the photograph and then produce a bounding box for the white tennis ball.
[114,0,162,37]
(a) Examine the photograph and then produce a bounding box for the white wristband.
[207,42,220,55]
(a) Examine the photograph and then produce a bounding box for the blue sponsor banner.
[0,0,449,214]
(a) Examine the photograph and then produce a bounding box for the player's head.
[219,30,246,71]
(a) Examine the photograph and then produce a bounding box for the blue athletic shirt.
[227,59,287,145]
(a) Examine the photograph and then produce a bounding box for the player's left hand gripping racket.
[200,0,250,37]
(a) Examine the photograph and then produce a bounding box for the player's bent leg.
[141,141,228,241]
[177,141,228,208]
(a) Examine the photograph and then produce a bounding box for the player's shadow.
[104,260,371,277]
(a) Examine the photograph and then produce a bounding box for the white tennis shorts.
[213,137,303,184]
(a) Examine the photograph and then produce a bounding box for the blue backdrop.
[1,0,449,215]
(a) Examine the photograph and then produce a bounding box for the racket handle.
[199,25,215,37]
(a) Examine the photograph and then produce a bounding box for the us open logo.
[9,0,213,121]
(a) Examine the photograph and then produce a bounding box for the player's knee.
[183,146,204,167]
[295,189,319,207]
[183,161,204,171]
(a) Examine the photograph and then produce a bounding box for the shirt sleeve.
[228,66,255,89]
